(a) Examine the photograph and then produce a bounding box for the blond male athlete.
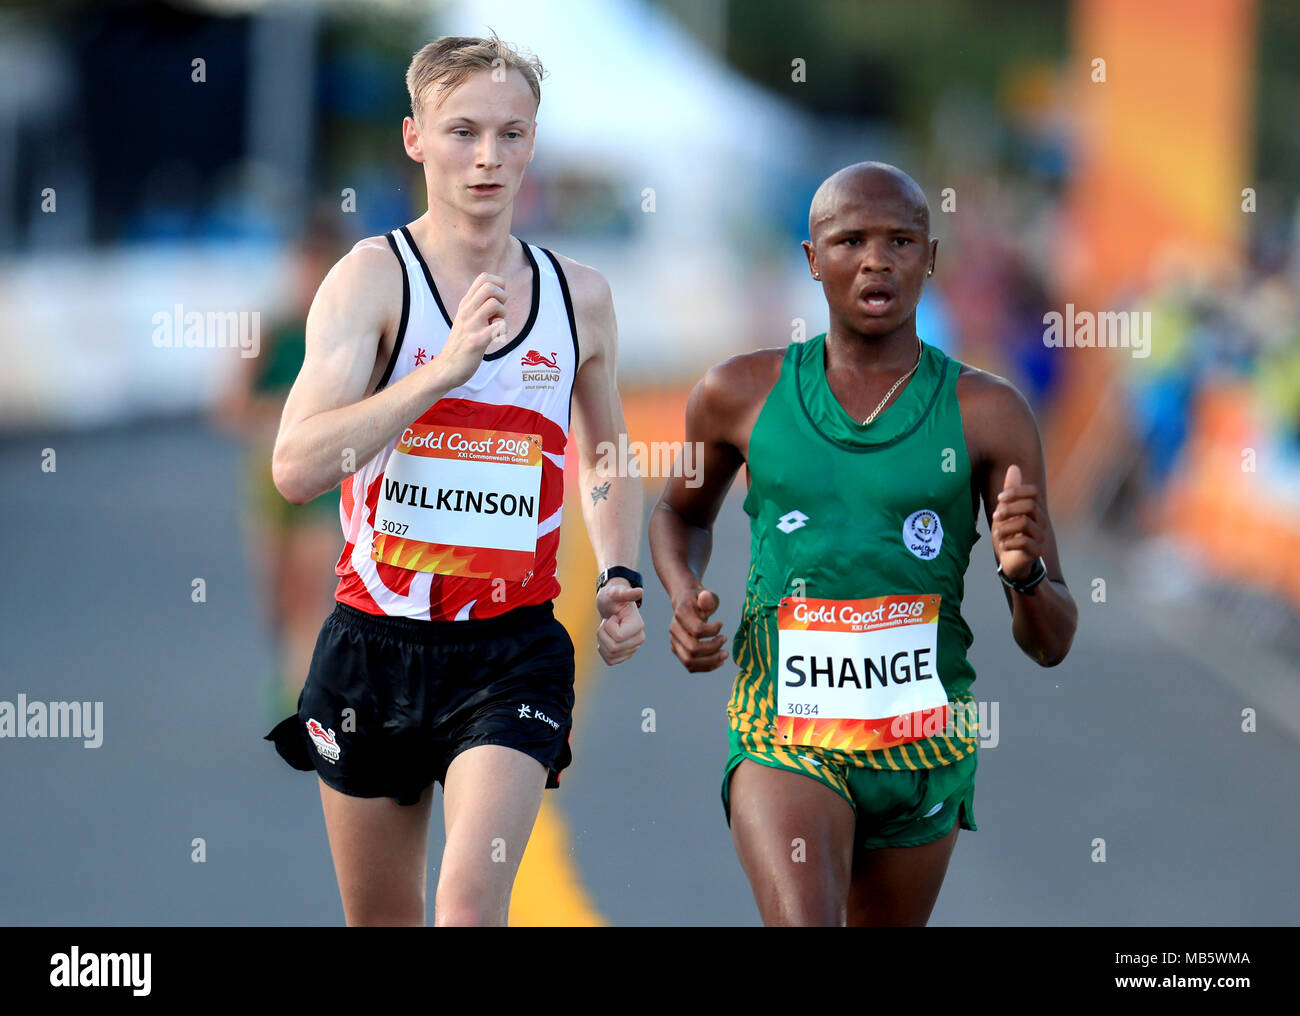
[266,35,646,926]
[650,163,1077,926]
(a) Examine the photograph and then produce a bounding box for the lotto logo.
[777,510,809,533]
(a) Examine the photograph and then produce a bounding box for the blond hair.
[405,31,545,123]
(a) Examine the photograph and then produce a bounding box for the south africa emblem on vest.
[902,509,943,560]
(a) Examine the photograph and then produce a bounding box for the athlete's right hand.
[432,273,507,389]
[668,586,728,672]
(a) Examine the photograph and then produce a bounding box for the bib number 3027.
[370,423,543,580]
[775,594,949,751]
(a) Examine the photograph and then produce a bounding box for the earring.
[813,272,820,280]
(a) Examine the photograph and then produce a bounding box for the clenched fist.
[596,581,646,665]
[668,587,728,673]
[991,464,1045,580]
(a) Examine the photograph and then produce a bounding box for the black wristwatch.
[597,566,644,606]
[997,556,1047,595]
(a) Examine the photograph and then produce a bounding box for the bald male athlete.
[650,162,1077,926]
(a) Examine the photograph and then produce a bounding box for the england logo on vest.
[902,509,943,560]
[521,349,562,389]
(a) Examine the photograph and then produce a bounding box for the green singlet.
[722,332,983,847]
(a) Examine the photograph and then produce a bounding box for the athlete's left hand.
[991,464,1046,581]
[596,582,646,665]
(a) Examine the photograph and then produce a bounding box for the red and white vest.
[334,225,579,620]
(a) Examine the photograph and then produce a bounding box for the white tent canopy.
[439,0,816,225]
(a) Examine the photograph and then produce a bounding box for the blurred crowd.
[1120,248,1300,494]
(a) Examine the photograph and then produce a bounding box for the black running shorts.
[265,600,576,806]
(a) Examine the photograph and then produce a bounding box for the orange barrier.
[1164,384,1300,610]
[561,384,699,488]
[1050,0,1257,517]
[621,386,692,446]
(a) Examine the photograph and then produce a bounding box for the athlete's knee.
[433,884,509,927]
[757,881,844,927]
[343,893,425,927]
[738,837,848,926]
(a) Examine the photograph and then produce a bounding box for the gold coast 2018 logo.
[903,509,944,560]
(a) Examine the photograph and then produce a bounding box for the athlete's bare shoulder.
[543,251,612,367]
[325,234,401,290]
[351,233,394,255]
[301,234,404,396]
[310,234,402,318]
[545,250,608,302]
[703,346,787,409]
[309,236,400,332]
[955,361,1038,466]
[692,346,787,454]
[955,361,1034,415]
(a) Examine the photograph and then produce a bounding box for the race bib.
[370,423,543,580]
[775,594,948,751]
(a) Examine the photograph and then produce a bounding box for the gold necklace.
[861,337,923,426]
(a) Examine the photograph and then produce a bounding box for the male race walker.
[651,162,1077,926]
[267,34,646,926]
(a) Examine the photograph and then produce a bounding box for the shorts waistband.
[332,600,554,644]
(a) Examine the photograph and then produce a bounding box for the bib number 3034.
[370,423,543,580]
[775,594,948,751]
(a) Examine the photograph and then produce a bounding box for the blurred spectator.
[209,207,348,720]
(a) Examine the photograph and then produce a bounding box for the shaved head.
[808,162,930,241]
[800,161,937,341]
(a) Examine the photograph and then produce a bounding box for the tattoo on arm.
[590,481,611,504]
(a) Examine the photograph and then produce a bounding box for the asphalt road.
[2,417,1296,925]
